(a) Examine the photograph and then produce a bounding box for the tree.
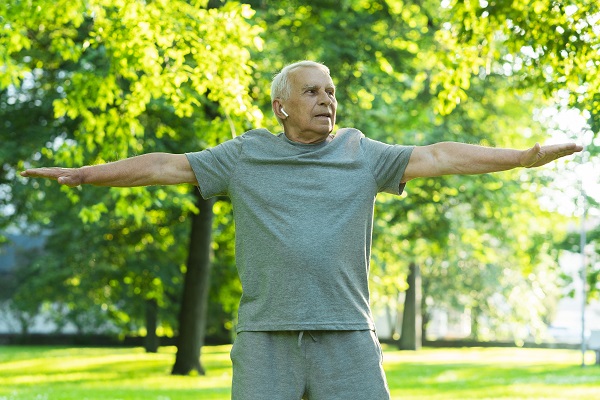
[442,0,600,130]
[399,263,422,350]
[172,194,214,375]
[2,0,261,374]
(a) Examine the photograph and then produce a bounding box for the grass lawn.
[0,344,599,399]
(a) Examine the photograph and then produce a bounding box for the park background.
[1,0,600,397]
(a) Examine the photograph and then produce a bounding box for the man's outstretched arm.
[401,142,583,182]
[20,153,197,187]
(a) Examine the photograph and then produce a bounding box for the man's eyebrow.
[301,84,336,91]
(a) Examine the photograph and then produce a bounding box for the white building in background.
[547,248,600,344]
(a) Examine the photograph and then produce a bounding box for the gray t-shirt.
[185,128,414,332]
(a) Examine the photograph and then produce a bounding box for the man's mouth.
[315,113,331,119]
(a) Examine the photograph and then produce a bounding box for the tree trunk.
[470,305,481,340]
[399,262,422,350]
[171,192,214,375]
[144,298,159,353]
[421,307,429,346]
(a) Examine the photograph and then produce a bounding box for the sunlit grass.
[1,345,599,399]
[0,346,232,400]
[384,347,600,399]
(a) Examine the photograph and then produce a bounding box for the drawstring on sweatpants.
[297,331,318,348]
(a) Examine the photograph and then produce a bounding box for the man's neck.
[284,130,332,144]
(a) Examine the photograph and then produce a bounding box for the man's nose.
[318,91,332,105]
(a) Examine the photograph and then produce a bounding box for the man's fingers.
[21,167,81,187]
[525,142,583,168]
[545,142,582,154]
[542,143,583,161]
[21,167,66,179]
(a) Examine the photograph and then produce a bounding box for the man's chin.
[320,121,335,134]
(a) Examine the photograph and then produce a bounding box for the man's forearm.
[80,153,172,186]
[429,142,523,176]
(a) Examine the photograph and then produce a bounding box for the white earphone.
[281,108,289,117]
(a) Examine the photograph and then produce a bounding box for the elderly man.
[22,60,582,399]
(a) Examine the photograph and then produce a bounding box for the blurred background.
[1,0,599,373]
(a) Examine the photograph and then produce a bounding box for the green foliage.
[2,0,262,154]
[439,0,600,124]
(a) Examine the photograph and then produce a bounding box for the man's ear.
[272,99,287,119]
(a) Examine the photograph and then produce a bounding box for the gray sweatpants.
[230,330,390,400]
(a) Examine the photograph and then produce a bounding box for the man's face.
[281,66,337,144]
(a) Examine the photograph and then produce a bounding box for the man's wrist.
[79,166,92,185]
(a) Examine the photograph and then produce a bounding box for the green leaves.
[2,0,263,163]
[448,0,600,124]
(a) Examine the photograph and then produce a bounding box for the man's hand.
[519,142,584,168]
[21,167,84,187]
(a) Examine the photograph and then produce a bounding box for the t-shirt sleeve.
[185,137,242,199]
[360,136,414,195]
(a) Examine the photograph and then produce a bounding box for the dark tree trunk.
[171,192,214,375]
[144,298,159,353]
[399,262,422,350]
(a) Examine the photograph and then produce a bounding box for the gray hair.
[271,61,330,124]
